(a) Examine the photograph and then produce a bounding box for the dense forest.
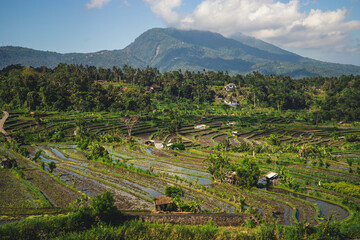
[0,63,359,121]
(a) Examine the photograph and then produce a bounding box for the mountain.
[1,28,359,78]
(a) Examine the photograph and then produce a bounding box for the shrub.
[267,134,281,146]
[345,134,359,142]
[12,168,24,179]
[170,142,185,150]
[48,161,56,173]
[165,186,184,200]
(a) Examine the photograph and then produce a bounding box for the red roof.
[155,196,173,205]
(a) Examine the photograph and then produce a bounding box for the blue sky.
[1,0,359,65]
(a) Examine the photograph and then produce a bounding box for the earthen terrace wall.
[124,213,251,226]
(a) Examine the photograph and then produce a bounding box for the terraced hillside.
[1,110,360,228]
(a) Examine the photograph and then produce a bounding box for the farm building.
[155,143,164,149]
[144,140,155,146]
[225,83,237,91]
[1,158,17,169]
[194,124,208,130]
[224,100,238,106]
[228,121,236,126]
[154,196,175,211]
[150,85,162,91]
[265,171,281,185]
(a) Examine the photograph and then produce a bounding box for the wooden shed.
[265,171,281,185]
[154,196,175,211]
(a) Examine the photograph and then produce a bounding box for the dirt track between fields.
[0,111,11,142]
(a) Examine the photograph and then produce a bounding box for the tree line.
[0,63,359,121]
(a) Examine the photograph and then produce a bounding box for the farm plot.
[140,147,205,168]
[38,149,153,208]
[269,188,349,222]
[257,188,317,225]
[0,170,43,209]
[216,186,294,225]
[196,131,219,146]
[296,164,360,182]
[228,136,241,146]
[165,150,205,161]
[60,162,162,199]
[14,157,81,208]
[53,166,153,210]
[44,145,237,212]
[212,133,229,144]
[126,159,212,185]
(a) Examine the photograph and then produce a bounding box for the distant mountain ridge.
[1,28,359,78]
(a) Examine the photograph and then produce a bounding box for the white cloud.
[86,0,112,9]
[144,0,182,25]
[145,0,360,58]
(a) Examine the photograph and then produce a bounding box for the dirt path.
[0,111,11,142]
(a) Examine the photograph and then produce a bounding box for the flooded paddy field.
[269,188,349,222]
[1,112,359,229]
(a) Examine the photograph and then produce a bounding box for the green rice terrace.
[1,66,360,239]
[1,108,360,239]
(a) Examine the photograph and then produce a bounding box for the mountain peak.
[1,28,359,78]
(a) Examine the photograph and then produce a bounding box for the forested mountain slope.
[1,28,359,78]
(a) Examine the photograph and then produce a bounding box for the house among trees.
[228,121,236,126]
[150,85,162,92]
[1,158,17,169]
[224,100,238,106]
[225,83,237,91]
[265,171,281,185]
[154,196,175,211]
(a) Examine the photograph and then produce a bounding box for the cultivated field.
[1,110,360,228]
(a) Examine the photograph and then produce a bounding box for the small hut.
[265,171,281,186]
[150,85,162,92]
[155,143,164,149]
[154,196,175,211]
[194,124,208,130]
[225,83,237,91]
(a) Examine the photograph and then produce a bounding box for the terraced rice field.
[1,111,359,226]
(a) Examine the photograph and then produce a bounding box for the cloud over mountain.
[145,0,360,62]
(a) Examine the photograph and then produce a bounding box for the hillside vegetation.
[0,64,360,239]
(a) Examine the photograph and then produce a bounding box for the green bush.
[345,134,359,142]
[90,191,120,222]
[165,186,184,200]
[170,142,185,150]
[48,161,56,173]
